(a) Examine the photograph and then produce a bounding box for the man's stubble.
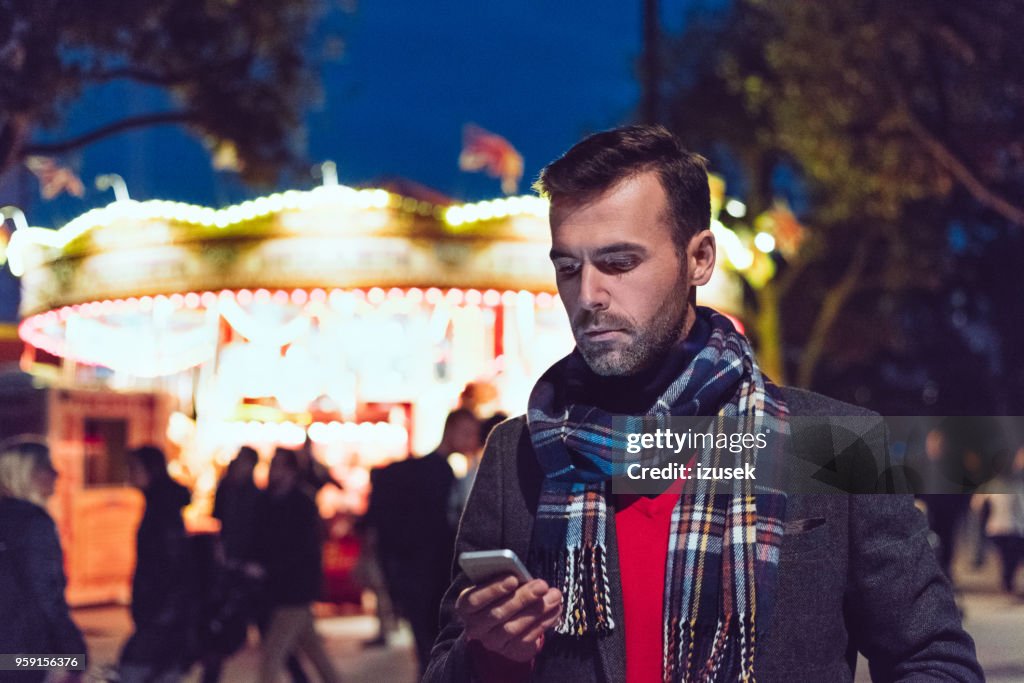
[574,273,690,377]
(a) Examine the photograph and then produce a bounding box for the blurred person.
[119,445,195,683]
[914,428,978,580]
[450,412,507,519]
[0,437,86,683]
[351,516,398,649]
[971,447,1024,594]
[365,409,479,674]
[213,446,261,563]
[254,448,340,683]
[295,436,344,498]
[204,446,311,683]
[424,125,981,682]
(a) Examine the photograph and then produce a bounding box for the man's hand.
[455,575,563,662]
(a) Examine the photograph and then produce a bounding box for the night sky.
[24,1,674,223]
[4,1,695,320]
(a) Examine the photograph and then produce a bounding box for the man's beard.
[573,291,689,377]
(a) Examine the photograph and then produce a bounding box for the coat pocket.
[781,517,828,556]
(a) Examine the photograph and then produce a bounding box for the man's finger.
[485,579,548,621]
[461,580,550,641]
[484,588,562,647]
[456,574,520,614]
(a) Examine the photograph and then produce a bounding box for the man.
[254,448,340,683]
[366,408,481,674]
[423,126,982,682]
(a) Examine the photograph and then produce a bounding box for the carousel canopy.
[7,180,746,376]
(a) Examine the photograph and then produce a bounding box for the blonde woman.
[0,437,86,682]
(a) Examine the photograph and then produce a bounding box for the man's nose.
[579,264,610,311]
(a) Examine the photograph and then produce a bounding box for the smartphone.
[458,549,533,584]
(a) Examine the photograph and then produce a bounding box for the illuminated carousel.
[2,170,750,603]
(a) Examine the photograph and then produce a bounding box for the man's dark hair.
[534,125,711,252]
[226,445,259,478]
[130,445,171,485]
[480,412,508,444]
[444,408,477,435]
[272,447,299,472]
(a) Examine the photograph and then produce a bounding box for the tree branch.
[775,245,816,298]
[795,235,874,388]
[82,56,250,87]
[20,111,201,157]
[903,110,1024,225]
[82,66,196,86]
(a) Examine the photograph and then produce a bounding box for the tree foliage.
[662,0,1024,404]
[718,0,1024,225]
[0,0,340,183]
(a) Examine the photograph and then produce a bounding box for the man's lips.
[581,328,627,341]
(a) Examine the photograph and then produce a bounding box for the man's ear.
[687,229,716,287]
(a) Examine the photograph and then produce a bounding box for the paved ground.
[76,553,1024,683]
[76,607,419,683]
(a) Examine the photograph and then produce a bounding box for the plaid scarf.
[526,307,788,683]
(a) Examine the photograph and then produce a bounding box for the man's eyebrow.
[593,242,648,257]
[549,242,649,260]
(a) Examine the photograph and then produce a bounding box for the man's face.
[549,172,697,376]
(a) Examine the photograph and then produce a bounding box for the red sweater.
[471,482,682,682]
[614,482,681,682]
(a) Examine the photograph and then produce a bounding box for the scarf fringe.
[546,544,614,636]
[662,611,755,683]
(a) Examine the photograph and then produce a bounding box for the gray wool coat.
[423,387,983,682]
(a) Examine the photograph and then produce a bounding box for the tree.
[663,0,1024,398]
[0,0,344,184]
[735,0,1024,226]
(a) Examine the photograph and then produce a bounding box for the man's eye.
[602,258,638,272]
[554,262,580,276]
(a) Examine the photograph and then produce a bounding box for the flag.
[24,156,85,200]
[458,124,523,195]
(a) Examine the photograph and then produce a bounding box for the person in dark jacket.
[0,437,86,683]
[365,409,479,675]
[254,448,340,683]
[119,445,194,682]
[213,445,261,563]
[205,446,310,683]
